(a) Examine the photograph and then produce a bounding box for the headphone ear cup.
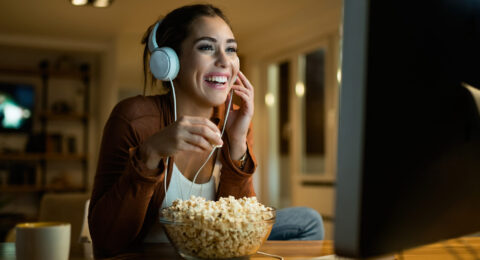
[149,47,180,81]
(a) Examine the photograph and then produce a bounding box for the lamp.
[70,0,113,8]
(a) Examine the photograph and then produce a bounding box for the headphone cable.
[189,88,233,196]
[164,78,234,206]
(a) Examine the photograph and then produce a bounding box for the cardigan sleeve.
[217,121,257,199]
[88,112,166,257]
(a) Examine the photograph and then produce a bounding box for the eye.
[197,44,214,51]
[226,46,238,53]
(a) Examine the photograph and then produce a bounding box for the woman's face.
[176,15,239,108]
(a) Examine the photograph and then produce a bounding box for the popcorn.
[160,196,275,259]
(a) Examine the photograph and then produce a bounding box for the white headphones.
[148,21,180,81]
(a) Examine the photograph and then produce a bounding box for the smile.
[204,75,229,89]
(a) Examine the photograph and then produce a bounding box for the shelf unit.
[0,60,90,193]
[0,153,87,161]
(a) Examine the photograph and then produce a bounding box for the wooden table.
[1,237,480,259]
[98,240,334,259]
[394,237,480,260]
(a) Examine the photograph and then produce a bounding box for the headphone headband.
[148,21,161,52]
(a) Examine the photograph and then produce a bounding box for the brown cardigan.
[88,94,257,258]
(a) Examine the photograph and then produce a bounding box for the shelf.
[0,58,90,224]
[1,185,85,193]
[39,112,89,121]
[0,186,43,193]
[43,186,86,193]
[0,153,87,161]
[0,66,85,79]
[0,153,42,161]
[0,67,40,76]
[0,60,90,206]
[43,153,87,161]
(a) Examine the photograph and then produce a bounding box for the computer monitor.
[334,0,480,258]
[0,82,35,133]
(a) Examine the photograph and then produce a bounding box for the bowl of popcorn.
[159,196,276,260]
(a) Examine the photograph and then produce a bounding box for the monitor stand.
[315,254,396,260]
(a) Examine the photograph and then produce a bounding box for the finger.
[238,71,253,91]
[188,125,223,146]
[175,126,214,151]
[180,116,221,135]
[232,84,251,96]
[233,92,253,112]
[232,85,254,104]
[232,75,244,88]
[183,133,213,151]
[178,141,204,153]
[233,89,249,100]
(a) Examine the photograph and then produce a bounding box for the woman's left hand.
[226,71,254,160]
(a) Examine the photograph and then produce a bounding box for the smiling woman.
[87,4,324,258]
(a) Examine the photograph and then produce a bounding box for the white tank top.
[143,160,221,243]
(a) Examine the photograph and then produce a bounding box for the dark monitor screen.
[0,82,35,133]
[335,0,480,258]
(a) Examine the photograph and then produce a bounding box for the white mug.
[15,222,71,260]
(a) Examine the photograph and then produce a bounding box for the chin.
[207,93,229,107]
[202,88,229,105]
[210,97,228,107]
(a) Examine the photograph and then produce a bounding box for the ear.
[149,47,180,81]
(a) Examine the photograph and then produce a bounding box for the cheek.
[232,56,240,73]
[179,57,202,80]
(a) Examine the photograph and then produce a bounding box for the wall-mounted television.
[0,82,35,133]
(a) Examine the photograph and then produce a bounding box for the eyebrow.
[194,36,237,44]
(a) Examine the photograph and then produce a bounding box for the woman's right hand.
[139,116,223,169]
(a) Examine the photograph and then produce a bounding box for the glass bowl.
[159,207,276,260]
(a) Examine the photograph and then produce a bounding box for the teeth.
[206,76,227,83]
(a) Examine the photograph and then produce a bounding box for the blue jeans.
[267,207,325,240]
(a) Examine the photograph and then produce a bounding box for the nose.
[214,49,228,68]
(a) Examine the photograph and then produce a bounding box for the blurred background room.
[0,0,343,254]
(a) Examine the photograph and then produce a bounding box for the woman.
[88,4,323,258]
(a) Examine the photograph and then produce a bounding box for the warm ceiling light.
[70,0,113,7]
[71,0,88,6]
[295,82,305,97]
[93,0,110,7]
[265,93,275,107]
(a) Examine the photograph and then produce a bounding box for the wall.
[237,1,342,239]
[240,0,342,205]
[115,32,145,97]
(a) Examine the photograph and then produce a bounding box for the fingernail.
[212,141,223,148]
